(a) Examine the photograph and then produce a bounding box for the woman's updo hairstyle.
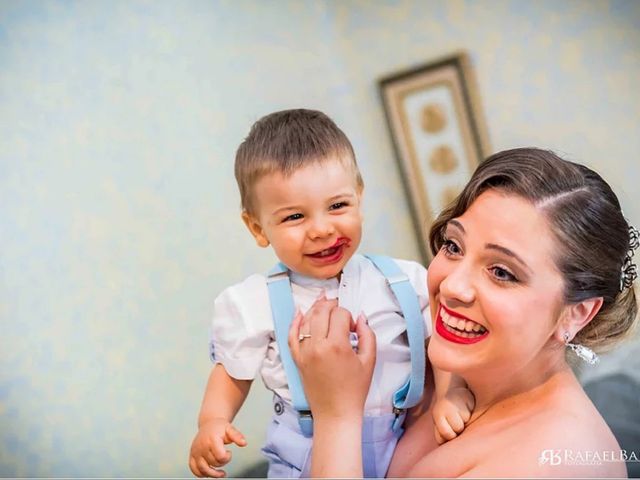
[429,147,637,352]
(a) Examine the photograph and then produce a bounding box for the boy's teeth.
[441,310,486,334]
[313,246,338,257]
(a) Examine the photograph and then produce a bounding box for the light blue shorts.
[261,396,405,478]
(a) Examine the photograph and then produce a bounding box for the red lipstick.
[435,306,488,345]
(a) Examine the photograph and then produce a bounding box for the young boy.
[189,109,473,478]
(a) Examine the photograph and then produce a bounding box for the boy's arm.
[198,363,252,426]
[431,366,475,445]
[189,363,252,478]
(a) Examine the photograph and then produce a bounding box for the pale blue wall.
[1,0,639,476]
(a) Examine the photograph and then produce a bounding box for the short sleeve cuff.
[209,349,263,381]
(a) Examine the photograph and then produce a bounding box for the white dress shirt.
[209,254,431,415]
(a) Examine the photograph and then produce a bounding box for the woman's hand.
[288,297,377,420]
[288,297,377,477]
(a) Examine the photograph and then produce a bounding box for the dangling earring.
[563,332,599,365]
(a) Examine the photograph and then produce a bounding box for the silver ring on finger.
[298,333,312,342]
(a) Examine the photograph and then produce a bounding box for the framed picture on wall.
[379,51,491,264]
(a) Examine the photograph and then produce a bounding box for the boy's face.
[243,156,363,279]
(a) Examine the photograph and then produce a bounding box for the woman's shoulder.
[403,376,625,478]
[465,384,625,477]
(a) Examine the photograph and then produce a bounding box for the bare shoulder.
[466,388,626,478]
[400,374,628,478]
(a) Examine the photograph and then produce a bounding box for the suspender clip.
[392,406,405,432]
[385,274,409,286]
[298,410,314,437]
[267,271,289,283]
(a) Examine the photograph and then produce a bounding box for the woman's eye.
[283,213,303,222]
[329,202,347,211]
[489,266,518,283]
[441,239,462,256]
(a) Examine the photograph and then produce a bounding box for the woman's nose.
[439,264,475,305]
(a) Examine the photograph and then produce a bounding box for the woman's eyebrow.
[485,243,532,273]
[449,219,532,273]
[448,219,465,233]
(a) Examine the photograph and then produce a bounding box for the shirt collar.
[289,254,359,288]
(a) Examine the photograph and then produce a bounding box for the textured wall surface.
[1,0,639,477]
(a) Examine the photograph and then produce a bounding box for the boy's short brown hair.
[234,109,363,215]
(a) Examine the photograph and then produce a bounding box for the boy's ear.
[555,297,603,343]
[241,211,270,248]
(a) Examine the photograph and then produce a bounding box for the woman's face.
[427,189,567,378]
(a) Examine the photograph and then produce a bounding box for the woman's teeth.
[440,309,487,337]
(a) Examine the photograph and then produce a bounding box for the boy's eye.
[329,202,347,210]
[283,213,303,222]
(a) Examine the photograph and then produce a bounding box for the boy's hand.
[189,418,247,478]
[432,386,475,445]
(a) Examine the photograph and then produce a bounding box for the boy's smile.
[242,155,363,279]
[305,236,351,265]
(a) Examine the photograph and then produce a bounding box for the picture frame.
[379,51,491,264]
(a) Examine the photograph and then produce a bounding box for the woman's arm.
[311,413,364,477]
[386,356,438,477]
[288,298,377,478]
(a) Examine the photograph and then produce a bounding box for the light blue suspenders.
[266,262,314,436]
[266,255,426,437]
